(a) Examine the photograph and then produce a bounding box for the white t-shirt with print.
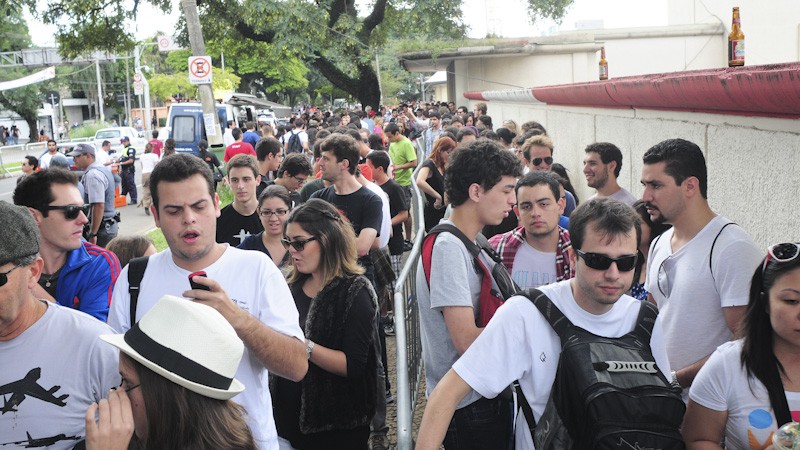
[690,340,800,450]
[109,246,304,450]
[510,242,557,289]
[453,280,671,450]
[0,303,120,449]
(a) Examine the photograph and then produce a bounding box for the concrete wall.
[485,101,800,248]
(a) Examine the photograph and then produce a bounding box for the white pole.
[95,59,105,123]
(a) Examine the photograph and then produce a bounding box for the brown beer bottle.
[728,7,745,66]
[599,47,609,80]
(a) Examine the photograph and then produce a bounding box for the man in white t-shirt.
[416,198,671,450]
[583,142,637,205]
[107,154,307,450]
[284,119,309,155]
[0,202,119,449]
[488,171,574,289]
[641,138,761,396]
[39,139,59,169]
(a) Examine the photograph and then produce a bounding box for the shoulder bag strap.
[127,256,150,328]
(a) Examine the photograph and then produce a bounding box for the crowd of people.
[0,100,796,450]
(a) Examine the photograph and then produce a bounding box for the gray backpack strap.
[709,222,737,281]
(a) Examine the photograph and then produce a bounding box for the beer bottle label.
[729,40,745,61]
[599,65,608,79]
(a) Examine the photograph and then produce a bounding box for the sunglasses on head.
[762,242,800,274]
[0,265,21,288]
[576,250,638,272]
[532,156,553,166]
[281,236,318,252]
[44,204,90,220]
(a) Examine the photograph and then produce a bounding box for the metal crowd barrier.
[0,137,92,177]
[394,161,426,450]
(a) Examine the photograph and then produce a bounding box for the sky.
[25,0,669,48]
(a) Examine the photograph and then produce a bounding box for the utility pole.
[181,0,223,148]
[95,59,105,123]
[133,48,152,134]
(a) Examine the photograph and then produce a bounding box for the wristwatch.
[305,340,315,360]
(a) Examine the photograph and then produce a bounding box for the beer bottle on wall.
[728,7,745,67]
[599,47,609,80]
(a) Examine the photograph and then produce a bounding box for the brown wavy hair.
[429,136,456,173]
[125,354,257,450]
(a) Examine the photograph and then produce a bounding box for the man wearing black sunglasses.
[0,201,120,446]
[520,134,577,217]
[13,170,121,322]
[416,199,673,450]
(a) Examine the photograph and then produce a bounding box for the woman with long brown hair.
[416,136,456,231]
[273,199,378,450]
[85,296,256,449]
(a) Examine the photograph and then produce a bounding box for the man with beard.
[583,142,636,205]
[641,138,761,397]
[488,171,575,289]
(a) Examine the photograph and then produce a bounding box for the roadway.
[0,168,157,237]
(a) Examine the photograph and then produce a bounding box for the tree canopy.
[28,0,575,109]
[0,7,43,141]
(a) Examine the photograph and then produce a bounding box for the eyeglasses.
[260,208,289,217]
[576,250,637,272]
[0,265,20,288]
[293,176,308,185]
[43,204,90,220]
[281,236,318,251]
[119,379,140,393]
[532,157,554,166]
[762,242,800,274]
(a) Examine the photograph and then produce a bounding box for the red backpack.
[421,224,518,327]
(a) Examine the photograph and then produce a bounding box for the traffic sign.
[133,72,143,83]
[157,35,172,52]
[44,91,60,104]
[134,81,144,95]
[188,56,212,85]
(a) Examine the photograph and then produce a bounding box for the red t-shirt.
[148,139,164,157]
[223,141,256,162]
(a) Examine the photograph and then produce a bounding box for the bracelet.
[670,370,682,389]
[305,340,315,360]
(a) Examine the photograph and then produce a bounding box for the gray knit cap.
[0,201,40,266]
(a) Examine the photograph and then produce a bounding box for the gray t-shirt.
[416,221,498,409]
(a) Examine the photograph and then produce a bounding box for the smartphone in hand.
[188,271,210,291]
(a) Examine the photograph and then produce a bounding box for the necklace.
[41,268,61,288]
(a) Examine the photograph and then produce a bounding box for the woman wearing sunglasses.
[238,185,293,279]
[682,243,800,449]
[273,199,378,450]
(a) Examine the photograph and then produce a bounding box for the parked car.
[93,127,147,154]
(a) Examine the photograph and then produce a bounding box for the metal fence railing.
[0,138,92,177]
[394,153,426,450]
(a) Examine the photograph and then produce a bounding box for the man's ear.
[27,207,43,225]
[468,183,482,202]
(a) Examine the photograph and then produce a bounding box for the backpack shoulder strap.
[421,233,438,288]
[429,223,481,257]
[127,256,150,328]
[519,288,573,340]
[475,232,503,265]
[631,300,659,342]
[709,221,737,279]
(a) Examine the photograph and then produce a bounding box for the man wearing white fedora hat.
[108,154,308,450]
[0,201,119,449]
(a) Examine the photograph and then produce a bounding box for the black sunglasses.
[0,265,20,288]
[43,204,90,220]
[532,156,554,166]
[576,250,637,272]
[281,236,318,252]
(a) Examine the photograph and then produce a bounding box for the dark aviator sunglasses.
[576,250,638,272]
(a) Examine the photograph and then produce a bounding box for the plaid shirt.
[488,226,575,282]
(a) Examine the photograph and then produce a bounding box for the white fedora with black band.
[101,295,245,400]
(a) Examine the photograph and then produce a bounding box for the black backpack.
[517,288,686,450]
[286,131,304,154]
